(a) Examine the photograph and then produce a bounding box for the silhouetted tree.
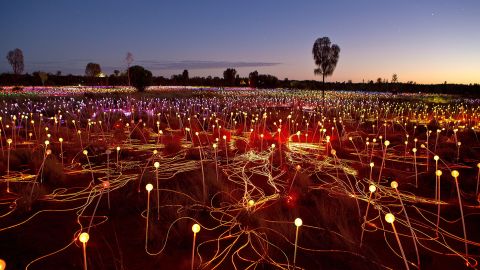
[126,52,134,86]
[312,37,340,107]
[249,70,258,88]
[391,73,398,83]
[182,69,189,85]
[113,70,120,76]
[56,70,62,76]
[85,63,102,77]
[6,48,24,75]
[223,68,237,86]
[257,74,278,88]
[129,65,152,92]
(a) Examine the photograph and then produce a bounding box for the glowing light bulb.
[192,223,201,233]
[369,162,374,168]
[116,146,120,151]
[59,137,63,142]
[385,213,395,224]
[248,200,255,207]
[146,184,153,192]
[0,259,5,270]
[391,181,398,189]
[436,170,442,177]
[369,185,376,193]
[294,218,303,227]
[384,140,390,146]
[451,170,459,178]
[79,232,89,243]
[6,139,12,144]
[83,150,88,155]
[434,155,439,161]
[154,162,160,168]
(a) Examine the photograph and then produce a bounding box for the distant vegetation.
[128,65,152,92]
[1,48,479,95]
[1,71,479,95]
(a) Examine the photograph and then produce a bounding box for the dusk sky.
[1,0,479,84]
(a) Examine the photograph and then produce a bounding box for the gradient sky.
[1,0,479,84]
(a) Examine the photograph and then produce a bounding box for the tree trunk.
[322,74,325,112]
[127,68,131,87]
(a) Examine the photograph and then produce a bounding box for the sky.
[1,0,479,84]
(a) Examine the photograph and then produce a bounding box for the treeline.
[1,72,480,95]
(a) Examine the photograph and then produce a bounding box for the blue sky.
[1,0,479,83]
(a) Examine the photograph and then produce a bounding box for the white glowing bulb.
[294,218,303,227]
[192,223,201,233]
[391,181,398,189]
[385,213,395,224]
[79,232,89,243]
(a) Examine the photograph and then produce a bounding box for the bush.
[129,65,152,92]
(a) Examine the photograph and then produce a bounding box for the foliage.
[312,37,340,105]
[6,48,24,75]
[128,65,152,92]
[249,70,259,88]
[85,62,102,77]
[223,68,237,86]
[312,37,340,82]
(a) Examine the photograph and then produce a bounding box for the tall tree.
[249,70,258,88]
[126,52,134,86]
[312,37,340,107]
[391,73,398,93]
[182,69,189,85]
[129,65,152,92]
[223,68,237,86]
[85,63,102,77]
[6,48,24,75]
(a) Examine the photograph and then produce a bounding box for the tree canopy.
[312,37,340,82]
[6,48,24,75]
[312,37,340,106]
[129,65,152,92]
[223,68,237,86]
[85,63,102,77]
